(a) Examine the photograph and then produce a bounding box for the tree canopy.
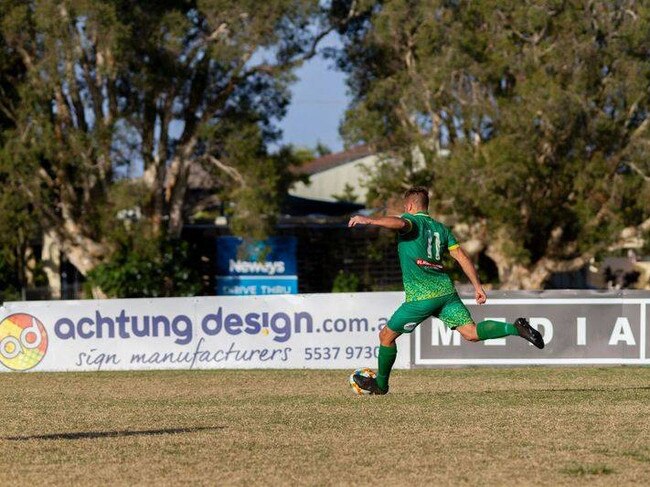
[334,0,650,288]
[0,0,343,296]
[3,0,650,295]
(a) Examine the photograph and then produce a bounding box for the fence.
[0,290,647,372]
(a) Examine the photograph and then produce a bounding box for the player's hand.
[475,287,487,305]
[348,215,371,227]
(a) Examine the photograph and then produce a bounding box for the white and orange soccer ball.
[348,367,377,395]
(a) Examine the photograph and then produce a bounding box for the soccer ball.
[348,367,377,395]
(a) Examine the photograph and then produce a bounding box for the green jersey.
[397,212,459,302]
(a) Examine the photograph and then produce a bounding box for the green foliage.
[331,183,359,203]
[0,0,331,296]
[217,125,284,240]
[0,256,21,302]
[288,143,332,164]
[0,2,31,298]
[86,238,200,298]
[0,157,39,296]
[331,269,360,292]
[334,0,650,285]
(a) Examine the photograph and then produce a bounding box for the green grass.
[1,367,649,486]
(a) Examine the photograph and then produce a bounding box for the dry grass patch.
[1,367,649,486]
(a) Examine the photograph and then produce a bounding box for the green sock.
[476,320,520,341]
[376,345,397,392]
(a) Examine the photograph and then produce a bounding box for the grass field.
[2,367,649,486]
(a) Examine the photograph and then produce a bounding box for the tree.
[334,0,650,289]
[0,1,34,300]
[0,0,346,296]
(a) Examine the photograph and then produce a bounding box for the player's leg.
[437,294,481,341]
[457,320,520,342]
[353,299,434,394]
[460,318,544,348]
[352,318,402,395]
[376,325,400,393]
[441,295,544,348]
[374,299,441,393]
[455,323,479,341]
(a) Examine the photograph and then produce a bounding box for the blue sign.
[216,237,298,295]
[215,276,299,296]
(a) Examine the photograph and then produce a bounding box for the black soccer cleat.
[353,373,388,395]
[514,317,545,349]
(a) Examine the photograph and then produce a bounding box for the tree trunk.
[165,151,193,237]
[41,229,61,299]
[167,161,190,238]
[49,226,109,299]
[90,286,108,299]
[143,160,165,235]
[485,240,551,290]
[485,241,594,290]
[63,245,108,299]
[497,263,551,290]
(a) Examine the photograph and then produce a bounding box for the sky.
[118,35,351,179]
[277,35,350,153]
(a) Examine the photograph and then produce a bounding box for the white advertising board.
[0,293,408,372]
[413,291,650,366]
[3,291,648,372]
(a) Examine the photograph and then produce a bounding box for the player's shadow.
[2,426,224,441]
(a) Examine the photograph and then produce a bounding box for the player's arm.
[449,246,487,304]
[348,215,411,232]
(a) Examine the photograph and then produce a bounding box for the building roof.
[292,145,373,176]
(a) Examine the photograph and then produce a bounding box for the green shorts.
[387,293,473,334]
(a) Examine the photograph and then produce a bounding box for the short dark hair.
[404,186,429,208]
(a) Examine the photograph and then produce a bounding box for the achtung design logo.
[0,314,48,371]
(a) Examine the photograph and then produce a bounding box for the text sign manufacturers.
[413,291,649,366]
[0,293,408,372]
[216,236,298,296]
[2,291,648,372]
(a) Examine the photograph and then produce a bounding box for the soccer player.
[348,186,544,394]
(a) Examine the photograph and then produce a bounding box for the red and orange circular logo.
[0,314,48,371]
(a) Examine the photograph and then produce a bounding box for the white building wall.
[289,154,379,203]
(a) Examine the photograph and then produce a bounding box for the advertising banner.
[1,291,648,373]
[0,293,407,372]
[216,237,298,295]
[413,291,649,366]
